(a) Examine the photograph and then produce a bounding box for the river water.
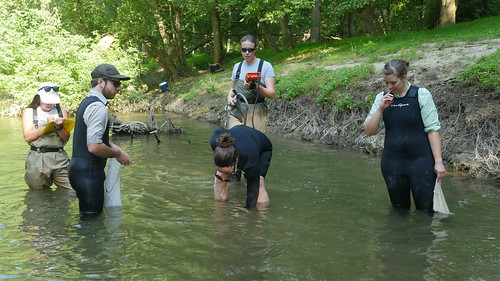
[0,113,498,280]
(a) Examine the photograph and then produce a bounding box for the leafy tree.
[116,0,191,79]
[0,0,143,112]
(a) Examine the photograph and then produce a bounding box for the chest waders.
[32,104,63,129]
[381,85,436,212]
[225,59,266,129]
[69,97,110,215]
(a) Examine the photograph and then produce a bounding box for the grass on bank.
[178,16,499,113]
[459,49,500,91]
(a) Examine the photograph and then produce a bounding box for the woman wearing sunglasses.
[226,35,276,133]
[22,82,73,190]
[210,125,273,210]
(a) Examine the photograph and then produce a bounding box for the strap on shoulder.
[407,85,419,98]
[56,104,63,118]
[32,108,38,128]
[257,59,264,73]
[234,61,244,80]
[257,59,265,83]
[235,59,265,81]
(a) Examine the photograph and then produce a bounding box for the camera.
[245,72,262,89]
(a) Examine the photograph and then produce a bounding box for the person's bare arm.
[22,108,44,143]
[428,130,446,180]
[88,142,132,165]
[364,92,394,136]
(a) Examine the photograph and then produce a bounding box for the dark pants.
[69,158,105,215]
[381,154,436,212]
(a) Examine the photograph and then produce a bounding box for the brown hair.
[26,94,41,109]
[383,59,410,78]
[240,35,257,48]
[213,133,239,167]
[91,78,100,88]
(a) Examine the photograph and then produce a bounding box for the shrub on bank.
[459,50,500,91]
[276,65,374,113]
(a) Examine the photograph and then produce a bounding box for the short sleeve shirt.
[231,59,275,87]
[83,90,109,145]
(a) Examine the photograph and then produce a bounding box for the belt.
[238,98,265,104]
[30,146,63,153]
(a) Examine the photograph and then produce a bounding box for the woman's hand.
[435,161,446,181]
[227,88,237,107]
[379,91,394,110]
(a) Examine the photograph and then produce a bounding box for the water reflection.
[20,189,127,280]
[211,199,273,280]
[374,208,452,281]
[0,115,498,280]
[73,208,126,279]
[20,189,75,277]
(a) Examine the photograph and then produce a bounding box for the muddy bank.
[267,78,499,180]
[156,43,499,181]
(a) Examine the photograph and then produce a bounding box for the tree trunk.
[172,4,186,63]
[144,39,179,79]
[378,8,389,34]
[170,3,189,75]
[356,4,384,37]
[151,0,189,78]
[342,11,357,38]
[211,8,224,63]
[279,0,293,50]
[310,0,321,42]
[438,0,456,27]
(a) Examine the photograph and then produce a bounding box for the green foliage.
[276,64,374,111]
[276,66,325,100]
[459,50,500,91]
[179,76,223,100]
[456,0,500,22]
[0,4,145,113]
[187,54,213,71]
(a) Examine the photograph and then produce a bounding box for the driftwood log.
[109,109,182,143]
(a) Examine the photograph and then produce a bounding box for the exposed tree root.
[267,82,499,180]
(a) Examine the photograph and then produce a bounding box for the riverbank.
[150,38,499,181]
[1,38,497,181]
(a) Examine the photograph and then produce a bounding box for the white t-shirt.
[231,59,275,86]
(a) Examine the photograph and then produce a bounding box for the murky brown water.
[0,114,498,280]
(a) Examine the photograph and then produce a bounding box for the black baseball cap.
[91,64,130,80]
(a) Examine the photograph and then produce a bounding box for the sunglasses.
[38,86,59,92]
[215,171,232,182]
[107,80,121,87]
[241,48,256,53]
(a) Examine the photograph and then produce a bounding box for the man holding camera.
[226,35,276,134]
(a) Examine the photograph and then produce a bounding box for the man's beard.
[102,86,114,99]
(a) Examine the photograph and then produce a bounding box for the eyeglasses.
[107,80,121,87]
[241,48,256,53]
[38,86,60,92]
[215,171,232,182]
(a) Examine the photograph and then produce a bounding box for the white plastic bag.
[104,158,122,208]
[433,179,453,215]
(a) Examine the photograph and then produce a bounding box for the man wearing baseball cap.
[69,64,132,215]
